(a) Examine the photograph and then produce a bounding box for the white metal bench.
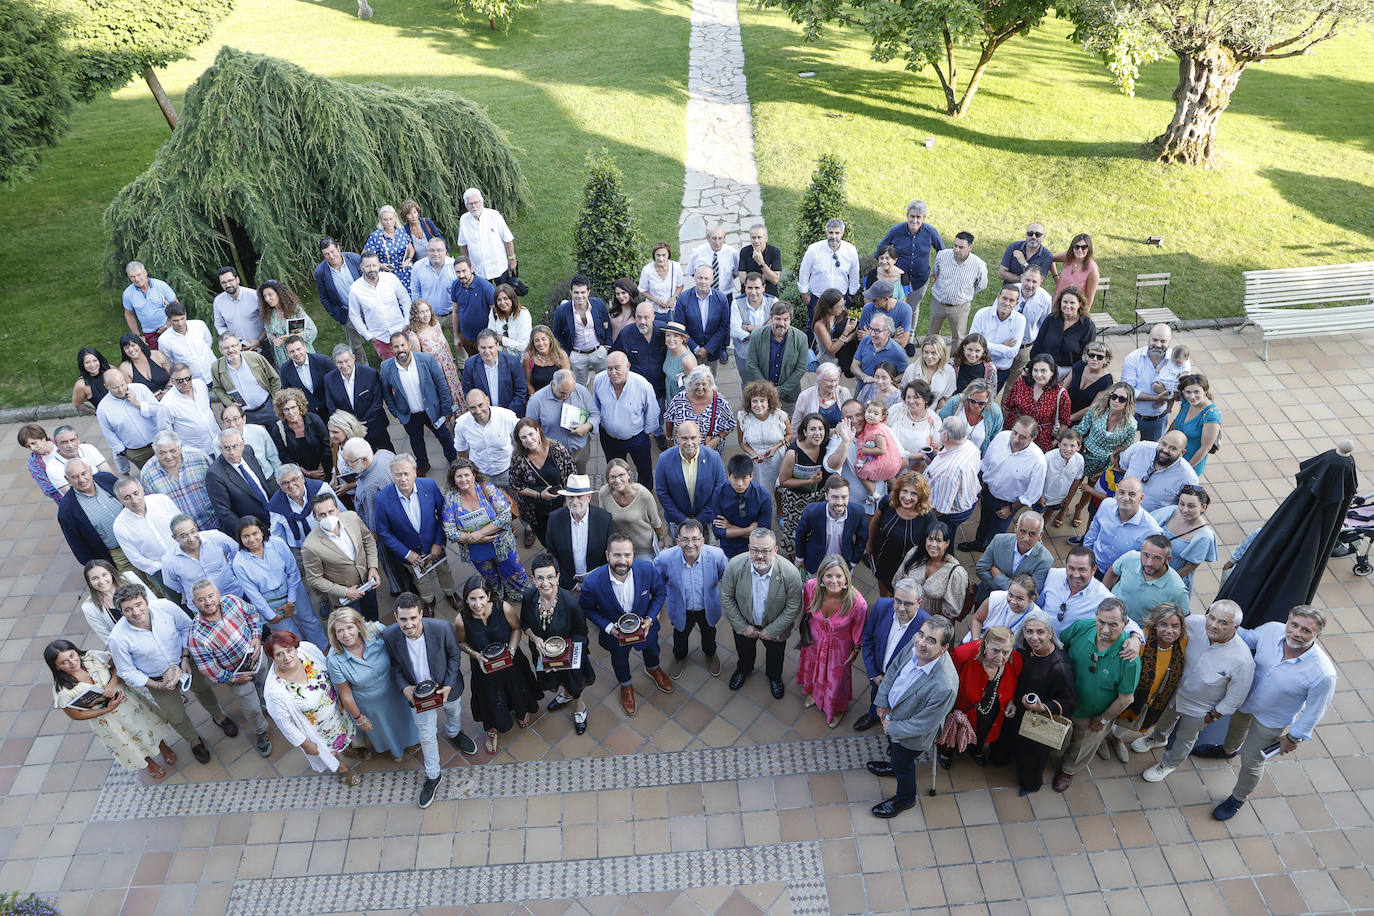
[1241,262,1374,360]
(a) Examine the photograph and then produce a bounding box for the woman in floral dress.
[407,298,463,411]
[262,631,364,785]
[442,459,529,603]
[795,557,869,728]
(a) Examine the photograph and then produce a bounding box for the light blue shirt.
[854,337,910,377]
[485,361,501,407]
[227,359,271,411]
[859,301,913,336]
[681,554,705,610]
[122,278,177,332]
[1037,568,1114,635]
[96,385,160,454]
[525,386,599,452]
[750,565,772,627]
[1150,505,1218,593]
[593,371,659,439]
[329,263,354,307]
[232,538,306,625]
[106,599,192,687]
[410,258,457,316]
[161,530,245,611]
[1108,550,1191,624]
[1120,441,1198,511]
[1082,498,1163,572]
[1120,347,1169,419]
[1237,622,1337,740]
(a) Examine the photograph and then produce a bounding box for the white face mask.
[319,515,340,532]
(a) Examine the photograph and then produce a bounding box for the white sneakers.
[1131,734,1168,753]
[1141,763,1176,783]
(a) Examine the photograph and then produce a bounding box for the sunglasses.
[1026,231,1044,238]
[1108,393,1128,402]
[1058,602,1068,622]
[968,398,989,408]
[1086,352,1108,360]
[1072,244,1088,251]
[1179,485,1209,499]
[172,376,193,384]
[832,254,842,268]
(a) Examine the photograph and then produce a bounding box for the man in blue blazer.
[324,344,393,454]
[653,421,726,538]
[793,476,868,574]
[855,578,930,731]
[381,593,477,808]
[57,462,122,567]
[580,533,672,715]
[460,329,528,414]
[654,520,729,679]
[372,454,458,615]
[379,332,457,473]
[551,274,613,385]
[278,337,334,421]
[673,265,731,363]
[314,238,369,365]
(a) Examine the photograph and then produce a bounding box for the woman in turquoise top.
[1150,485,1218,594]
[1170,373,1222,476]
[325,609,419,761]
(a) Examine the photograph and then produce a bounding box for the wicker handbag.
[1019,702,1072,751]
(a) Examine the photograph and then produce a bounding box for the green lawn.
[739,12,1374,330]
[0,0,690,408]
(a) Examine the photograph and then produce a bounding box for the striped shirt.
[185,595,258,684]
[925,440,982,514]
[929,249,989,306]
[141,447,216,530]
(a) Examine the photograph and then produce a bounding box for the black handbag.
[795,611,814,648]
[503,264,530,298]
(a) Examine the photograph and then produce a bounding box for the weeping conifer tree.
[105,47,532,316]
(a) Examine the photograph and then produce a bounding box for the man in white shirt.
[410,237,457,317]
[1003,266,1053,392]
[453,389,518,486]
[157,365,221,456]
[112,476,180,583]
[685,224,740,296]
[158,302,217,384]
[96,369,160,471]
[927,231,988,340]
[1038,547,1114,633]
[961,416,1046,553]
[212,267,265,362]
[1120,324,1174,442]
[348,251,412,361]
[44,426,111,493]
[797,218,860,309]
[969,284,1027,391]
[456,188,517,284]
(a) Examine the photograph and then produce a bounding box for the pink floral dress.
[795,580,869,720]
[411,324,463,410]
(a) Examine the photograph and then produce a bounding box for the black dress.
[1066,362,1114,415]
[989,646,1077,792]
[955,361,986,393]
[130,357,171,394]
[871,507,939,589]
[519,586,592,698]
[1033,316,1098,372]
[528,361,557,395]
[273,413,331,474]
[461,608,541,734]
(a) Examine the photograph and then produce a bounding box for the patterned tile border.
[226,842,827,915]
[91,735,888,820]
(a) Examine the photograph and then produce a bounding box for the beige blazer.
[302,510,379,601]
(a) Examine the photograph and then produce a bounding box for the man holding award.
[373,454,459,616]
[580,533,672,716]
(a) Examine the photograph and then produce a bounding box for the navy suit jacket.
[460,351,528,414]
[673,288,731,361]
[794,501,869,572]
[709,481,773,558]
[580,559,666,653]
[860,598,929,681]
[381,618,464,694]
[380,352,452,426]
[58,473,119,566]
[551,299,612,354]
[204,447,279,537]
[653,447,726,527]
[373,477,446,560]
[324,365,389,439]
[314,252,362,326]
[545,505,614,590]
[279,353,334,420]
[612,323,668,398]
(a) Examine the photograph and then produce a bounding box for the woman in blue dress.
[324,608,420,761]
[1150,485,1218,595]
[231,515,328,647]
[364,204,415,290]
[442,459,529,604]
[1169,373,1222,476]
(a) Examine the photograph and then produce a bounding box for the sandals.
[1070,510,1084,528]
[338,770,364,786]
[345,745,375,761]
[803,695,816,709]
[1049,512,1065,529]
[146,762,167,781]
[160,746,178,766]
[485,729,500,754]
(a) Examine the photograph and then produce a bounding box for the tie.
[238,464,268,506]
[710,252,719,288]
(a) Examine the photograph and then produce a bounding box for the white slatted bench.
[1241,262,1374,360]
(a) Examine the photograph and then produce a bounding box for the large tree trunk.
[143,66,178,130]
[1153,45,1247,166]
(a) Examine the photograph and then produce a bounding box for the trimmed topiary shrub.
[572,149,645,303]
[792,153,850,273]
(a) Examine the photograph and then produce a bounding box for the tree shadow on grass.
[1260,169,1374,254]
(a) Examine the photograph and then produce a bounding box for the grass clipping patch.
[105,46,532,314]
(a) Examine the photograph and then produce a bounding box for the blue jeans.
[598,628,662,686]
[414,695,465,779]
[972,486,1015,549]
[938,505,976,536]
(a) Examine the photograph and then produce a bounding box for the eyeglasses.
[1026,231,1043,238]
[1072,244,1088,251]
[1108,393,1128,402]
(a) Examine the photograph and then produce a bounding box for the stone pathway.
[678,0,766,253]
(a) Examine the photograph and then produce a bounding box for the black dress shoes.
[1191,743,1238,760]
[854,712,880,732]
[769,679,785,699]
[728,670,748,691]
[871,796,916,819]
[866,760,894,778]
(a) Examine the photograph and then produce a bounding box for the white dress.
[902,362,957,406]
[638,261,684,313]
[739,409,789,494]
[889,407,941,458]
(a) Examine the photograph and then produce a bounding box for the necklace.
[976,666,1004,718]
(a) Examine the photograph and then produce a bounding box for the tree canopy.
[105,46,531,315]
[0,0,79,185]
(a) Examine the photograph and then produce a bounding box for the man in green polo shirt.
[1102,535,1189,624]
[1054,598,1141,792]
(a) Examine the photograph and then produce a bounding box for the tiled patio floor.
[2,327,1373,914]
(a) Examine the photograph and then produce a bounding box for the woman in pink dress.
[796,555,869,728]
[407,299,463,414]
[1052,233,1100,310]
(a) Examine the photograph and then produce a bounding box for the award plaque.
[540,635,573,670]
[411,679,445,712]
[616,613,649,646]
[481,643,513,673]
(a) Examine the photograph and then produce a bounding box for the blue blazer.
[380,352,452,426]
[653,447,726,527]
[860,598,929,682]
[324,364,389,440]
[460,351,528,415]
[373,477,446,560]
[793,501,869,572]
[314,252,362,326]
[654,545,728,628]
[673,289,731,361]
[58,472,119,566]
[580,559,666,653]
[551,299,612,354]
[279,352,334,420]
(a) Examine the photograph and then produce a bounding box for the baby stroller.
[1332,493,1374,577]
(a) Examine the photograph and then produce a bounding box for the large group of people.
[32,198,1333,826]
